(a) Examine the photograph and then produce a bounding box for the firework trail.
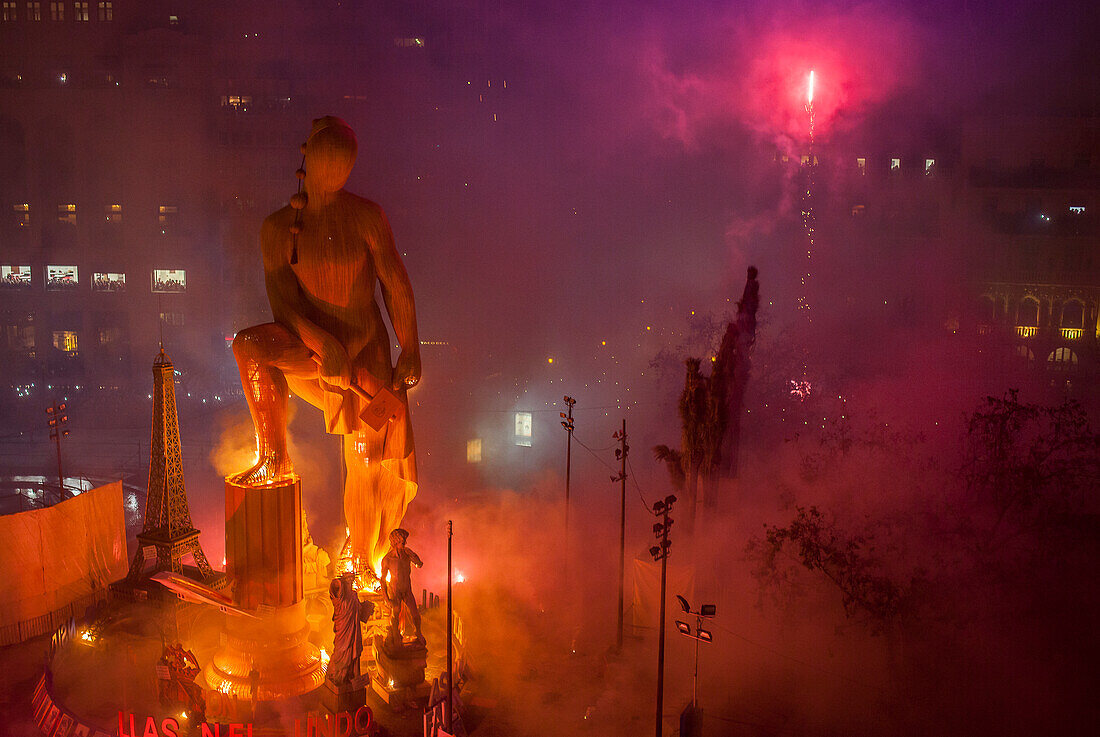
[791,70,816,402]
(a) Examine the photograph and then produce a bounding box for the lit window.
[73,1,87,21]
[514,411,532,447]
[57,203,76,224]
[1,264,32,288]
[856,157,866,174]
[92,272,125,291]
[104,203,121,222]
[152,269,186,293]
[466,438,482,463]
[2,2,18,21]
[26,2,40,21]
[1014,345,1034,362]
[159,311,185,326]
[850,204,866,217]
[95,0,109,20]
[46,265,78,290]
[157,204,177,225]
[52,330,79,353]
[168,14,178,25]
[924,158,935,176]
[890,158,901,172]
[221,95,252,111]
[49,1,61,20]
[1047,347,1078,371]
[14,203,29,226]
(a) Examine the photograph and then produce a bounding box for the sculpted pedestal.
[203,476,325,700]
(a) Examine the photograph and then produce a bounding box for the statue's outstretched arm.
[407,549,424,568]
[261,215,351,388]
[366,206,421,390]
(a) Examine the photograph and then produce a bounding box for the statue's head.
[389,528,409,549]
[304,116,357,194]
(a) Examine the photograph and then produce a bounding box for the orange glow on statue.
[231,116,420,572]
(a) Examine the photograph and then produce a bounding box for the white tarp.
[0,481,127,629]
[630,555,695,632]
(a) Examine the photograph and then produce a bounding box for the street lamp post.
[675,595,716,733]
[650,494,676,737]
[45,401,69,502]
[612,420,629,651]
[560,395,576,533]
[446,520,454,733]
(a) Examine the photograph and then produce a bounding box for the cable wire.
[626,455,657,515]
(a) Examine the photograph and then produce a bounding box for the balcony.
[1016,326,1038,338]
[1060,328,1083,341]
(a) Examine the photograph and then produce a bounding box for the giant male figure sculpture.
[232,117,420,571]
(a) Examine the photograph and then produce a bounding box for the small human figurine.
[380,528,423,646]
[158,644,206,719]
[329,573,373,685]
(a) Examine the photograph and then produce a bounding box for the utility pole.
[45,401,69,502]
[650,494,676,737]
[446,519,454,734]
[560,396,576,533]
[612,420,629,651]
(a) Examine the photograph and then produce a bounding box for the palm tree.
[653,267,760,528]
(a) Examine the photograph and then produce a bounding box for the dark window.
[1017,298,1039,328]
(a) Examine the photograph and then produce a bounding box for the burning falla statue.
[231,116,420,571]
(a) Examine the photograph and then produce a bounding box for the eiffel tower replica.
[114,349,226,598]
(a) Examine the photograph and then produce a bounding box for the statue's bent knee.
[232,323,288,364]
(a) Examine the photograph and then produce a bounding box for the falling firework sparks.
[798,68,816,322]
[791,69,816,402]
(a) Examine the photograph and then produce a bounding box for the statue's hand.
[393,350,422,391]
[317,338,353,390]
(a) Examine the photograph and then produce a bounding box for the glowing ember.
[807,69,815,105]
